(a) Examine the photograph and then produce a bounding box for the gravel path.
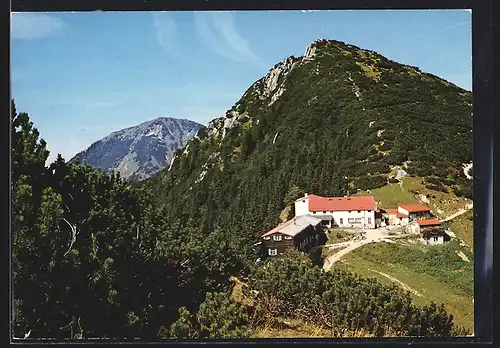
[369,269,424,297]
[440,203,473,223]
[322,227,409,271]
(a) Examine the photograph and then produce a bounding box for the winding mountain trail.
[322,227,411,271]
[322,202,472,271]
[440,203,473,223]
[323,239,373,271]
[369,270,424,297]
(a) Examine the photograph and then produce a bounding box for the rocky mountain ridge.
[142,38,472,261]
[71,117,202,181]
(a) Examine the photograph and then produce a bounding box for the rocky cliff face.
[71,117,203,181]
[200,39,344,145]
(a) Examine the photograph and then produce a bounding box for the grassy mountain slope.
[335,240,474,331]
[356,175,473,247]
[142,39,472,268]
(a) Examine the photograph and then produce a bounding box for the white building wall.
[293,198,376,229]
[294,199,310,216]
[388,215,409,226]
[329,210,376,229]
[400,217,410,226]
[398,207,410,216]
[421,235,444,245]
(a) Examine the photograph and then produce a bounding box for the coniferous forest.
[11,97,470,339]
[11,39,473,341]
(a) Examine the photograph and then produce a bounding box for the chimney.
[304,193,309,198]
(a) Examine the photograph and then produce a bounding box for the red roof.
[398,203,431,213]
[385,208,407,217]
[417,218,441,226]
[308,195,375,212]
[294,194,322,202]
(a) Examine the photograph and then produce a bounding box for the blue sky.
[11,10,472,163]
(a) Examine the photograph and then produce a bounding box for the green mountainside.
[142,39,472,266]
[12,39,473,340]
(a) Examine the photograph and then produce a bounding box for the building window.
[358,210,361,213]
[368,210,371,212]
[348,210,351,213]
[323,211,326,214]
[348,218,355,223]
[355,218,361,223]
[285,236,293,240]
[433,236,439,241]
[268,248,278,256]
[368,217,372,224]
[263,236,270,240]
[272,235,282,241]
[339,218,343,224]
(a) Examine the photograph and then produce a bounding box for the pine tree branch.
[62,217,77,256]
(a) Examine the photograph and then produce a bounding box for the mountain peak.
[304,38,331,58]
[71,116,203,181]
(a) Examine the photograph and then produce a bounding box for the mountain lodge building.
[260,215,326,257]
[294,194,377,229]
[260,194,449,258]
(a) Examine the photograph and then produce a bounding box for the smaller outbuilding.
[416,218,450,245]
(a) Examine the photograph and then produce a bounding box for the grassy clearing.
[355,62,381,81]
[242,118,253,131]
[363,177,473,247]
[442,210,473,249]
[334,242,474,332]
[356,181,417,209]
[400,177,471,218]
[251,320,382,338]
[357,176,472,220]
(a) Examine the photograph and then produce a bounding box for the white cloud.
[152,12,181,57]
[11,13,66,40]
[194,11,269,70]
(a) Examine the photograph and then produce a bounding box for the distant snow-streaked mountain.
[71,117,203,181]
